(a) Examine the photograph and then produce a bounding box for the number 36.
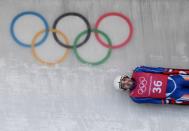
[152,81,162,94]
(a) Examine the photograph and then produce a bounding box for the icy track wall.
[1,0,189,131]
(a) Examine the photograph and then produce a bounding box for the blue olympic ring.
[10,11,49,48]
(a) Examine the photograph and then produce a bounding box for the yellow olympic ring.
[31,29,70,66]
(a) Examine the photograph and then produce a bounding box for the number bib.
[130,72,168,98]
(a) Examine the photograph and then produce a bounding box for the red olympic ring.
[95,12,133,49]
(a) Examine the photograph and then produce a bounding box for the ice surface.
[0,0,189,131]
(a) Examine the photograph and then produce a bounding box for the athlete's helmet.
[113,76,122,90]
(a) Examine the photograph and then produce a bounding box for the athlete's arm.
[130,97,165,104]
[134,66,168,73]
[134,66,189,75]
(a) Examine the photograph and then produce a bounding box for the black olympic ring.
[52,12,91,49]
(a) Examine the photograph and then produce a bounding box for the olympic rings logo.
[137,77,147,95]
[10,11,133,66]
